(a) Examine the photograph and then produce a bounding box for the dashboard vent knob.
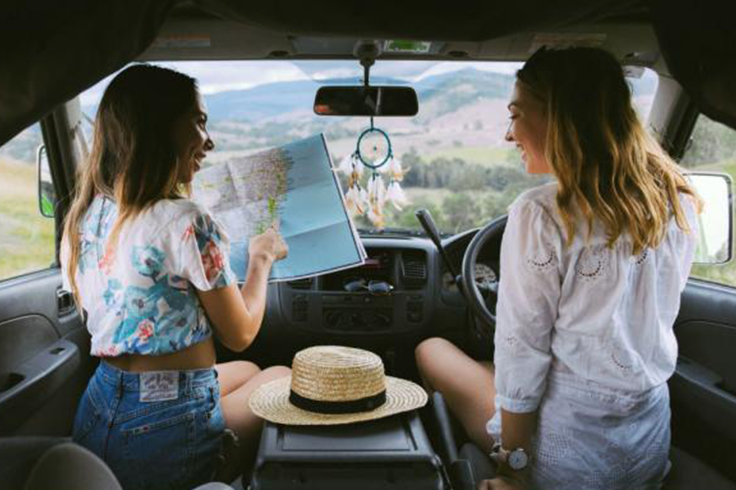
[402,255,427,289]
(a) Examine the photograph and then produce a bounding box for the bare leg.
[415,337,496,452]
[214,363,291,482]
[216,360,261,397]
[216,365,291,441]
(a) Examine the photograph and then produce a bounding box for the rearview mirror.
[689,172,733,264]
[314,86,418,117]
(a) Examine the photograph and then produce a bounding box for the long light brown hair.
[517,47,700,254]
[63,64,198,307]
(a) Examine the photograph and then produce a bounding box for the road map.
[192,134,366,282]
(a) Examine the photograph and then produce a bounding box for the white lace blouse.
[494,182,698,413]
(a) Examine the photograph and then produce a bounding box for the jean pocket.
[120,409,197,490]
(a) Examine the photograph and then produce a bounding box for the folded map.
[192,134,366,282]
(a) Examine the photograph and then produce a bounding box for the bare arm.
[197,227,287,352]
[501,409,537,453]
[197,253,272,351]
[497,409,537,483]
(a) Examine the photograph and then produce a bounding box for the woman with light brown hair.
[61,64,289,489]
[416,47,700,490]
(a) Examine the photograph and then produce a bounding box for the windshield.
[80,60,658,235]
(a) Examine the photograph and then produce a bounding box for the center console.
[279,241,435,335]
[248,412,445,490]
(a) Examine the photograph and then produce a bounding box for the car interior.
[1,1,736,489]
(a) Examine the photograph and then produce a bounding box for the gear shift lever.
[416,209,462,291]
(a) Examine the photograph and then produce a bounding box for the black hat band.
[289,389,387,414]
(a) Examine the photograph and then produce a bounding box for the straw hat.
[249,345,428,425]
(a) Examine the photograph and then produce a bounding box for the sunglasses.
[343,278,394,295]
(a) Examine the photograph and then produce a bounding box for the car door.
[670,113,736,482]
[0,102,93,439]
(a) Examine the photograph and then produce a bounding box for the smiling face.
[171,91,214,184]
[505,81,551,175]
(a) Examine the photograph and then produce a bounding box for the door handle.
[56,288,75,316]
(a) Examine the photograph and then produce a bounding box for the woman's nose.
[504,122,514,142]
[204,136,215,152]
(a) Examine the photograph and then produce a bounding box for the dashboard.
[263,231,501,343]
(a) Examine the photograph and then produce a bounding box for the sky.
[78,58,657,120]
[80,60,523,106]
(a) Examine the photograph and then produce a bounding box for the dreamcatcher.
[338,117,408,228]
[328,42,411,228]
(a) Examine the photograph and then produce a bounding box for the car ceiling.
[1,0,735,146]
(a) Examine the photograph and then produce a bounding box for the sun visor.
[6,1,736,146]
[651,0,736,130]
[0,0,638,145]
[0,1,176,146]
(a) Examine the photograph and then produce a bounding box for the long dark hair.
[517,47,700,254]
[63,64,198,307]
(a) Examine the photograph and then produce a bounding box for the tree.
[483,192,511,219]
[681,115,736,168]
[442,193,484,233]
[388,198,444,231]
[449,164,488,191]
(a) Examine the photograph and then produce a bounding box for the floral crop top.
[61,195,236,357]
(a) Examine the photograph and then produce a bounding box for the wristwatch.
[490,442,530,471]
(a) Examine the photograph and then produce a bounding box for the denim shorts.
[487,370,670,490]
[72,361,226,490]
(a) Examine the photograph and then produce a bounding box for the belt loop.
[117,369,124,397]
[183,370,192,393]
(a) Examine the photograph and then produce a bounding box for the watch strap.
[490,442,530,471]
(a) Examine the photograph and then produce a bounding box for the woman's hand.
[477,476,528,490]
[249,222,288,263]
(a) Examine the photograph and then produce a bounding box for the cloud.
[413,61,522,81]
[79,60,311,105]
[78,59,524,107]
[161,61,310,93]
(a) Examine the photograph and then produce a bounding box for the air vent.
[402,253,427,289]
[287,278,313,290]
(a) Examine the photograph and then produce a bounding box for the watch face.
[508,449,529,470]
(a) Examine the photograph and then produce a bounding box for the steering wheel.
[460,215,508,336]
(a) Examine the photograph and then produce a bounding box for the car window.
[0,123,55,280]
[80,61,658,235]
[681,114,736,287]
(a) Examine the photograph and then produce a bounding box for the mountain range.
[204,68,517,122]
[2,67,656,165]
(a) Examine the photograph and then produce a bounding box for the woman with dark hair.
[61,64,290,490]
[415,47,701,490]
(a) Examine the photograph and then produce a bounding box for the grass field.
[403,187,452,206]
[424,146,513,166]
[0,157,55,280]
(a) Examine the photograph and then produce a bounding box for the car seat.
[0,437,237,490]
[428,392,736,490]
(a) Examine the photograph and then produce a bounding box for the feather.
[345,185,367,215]
[338,153,354,174]
[387,180,409,210]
